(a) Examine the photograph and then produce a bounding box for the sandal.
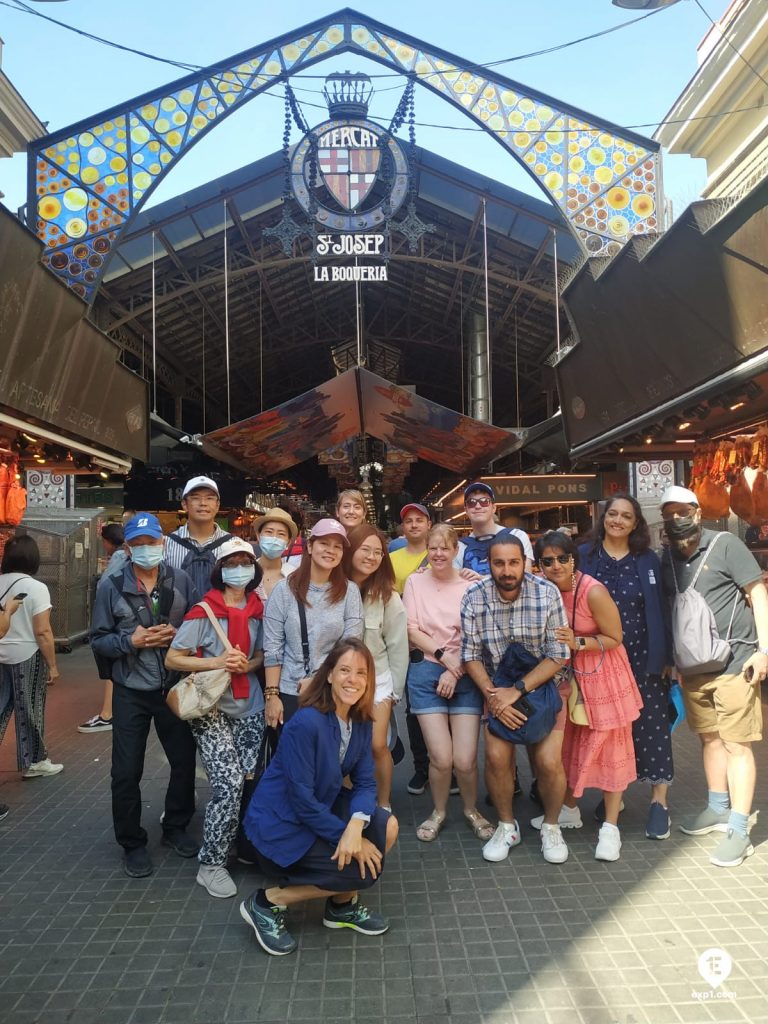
[465,810,495,841]
[416,810,446,842]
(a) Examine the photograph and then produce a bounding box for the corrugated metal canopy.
[91,144,580,486]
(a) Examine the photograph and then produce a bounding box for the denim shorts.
[406,659,483,716]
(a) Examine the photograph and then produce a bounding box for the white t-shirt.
[0,573,52,665]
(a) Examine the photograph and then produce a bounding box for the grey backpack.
[668,533,738,676]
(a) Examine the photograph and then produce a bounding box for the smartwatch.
[576,636,587,649]
[433,647,445,662]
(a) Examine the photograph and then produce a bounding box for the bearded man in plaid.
[461,532,571,865]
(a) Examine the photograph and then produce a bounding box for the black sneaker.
[594,798,625,823]
[323,896,389,935]
[407,770,428,795]
[161,830,199,858]
[449,775,460,796]
[0,804,9,822]
[123,846,153,878]
[240,892,297,956]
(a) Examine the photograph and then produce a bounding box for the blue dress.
[589,547,674,785]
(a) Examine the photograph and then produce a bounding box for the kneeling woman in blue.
[240,638,399,956]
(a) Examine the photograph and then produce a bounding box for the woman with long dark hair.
[240,638,399,956]
[0,535,61,780]
[534,532,642,861]
[263,519,363,726]
[579,494,674,840]
[166,537,265,899]
[343,524,408,809]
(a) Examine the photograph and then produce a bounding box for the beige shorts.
[681,670,763,743]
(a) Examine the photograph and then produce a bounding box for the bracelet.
[265,689,280,698]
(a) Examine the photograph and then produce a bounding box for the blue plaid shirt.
[460,574,570,675]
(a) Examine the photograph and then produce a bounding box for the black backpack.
[170,533,230,596]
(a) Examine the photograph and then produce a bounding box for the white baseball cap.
[660,485,699,507]
[216,537,257,562]
[182,475,220,498]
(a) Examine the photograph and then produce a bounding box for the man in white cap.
[164,476,232,596]
[660,484,767,867]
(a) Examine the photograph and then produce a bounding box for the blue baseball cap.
[124,512,163,542]
[464,482,495,502]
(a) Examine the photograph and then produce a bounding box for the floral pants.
[190,708,265,866]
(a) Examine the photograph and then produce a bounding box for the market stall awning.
[202,367,518,477]
[0,208,148,466]
[557,178,768,459]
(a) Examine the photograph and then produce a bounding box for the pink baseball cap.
[309,518,349,545]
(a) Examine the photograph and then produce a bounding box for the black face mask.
[663,515,699,541]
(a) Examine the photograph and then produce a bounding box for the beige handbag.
[166,602,233,720]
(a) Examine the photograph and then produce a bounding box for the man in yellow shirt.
[390,502,432,595]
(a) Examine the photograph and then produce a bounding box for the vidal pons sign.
[290,72,411,283]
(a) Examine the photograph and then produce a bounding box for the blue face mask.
[259,536,288,560]
[130,544,164,569]
[221,565,256,588]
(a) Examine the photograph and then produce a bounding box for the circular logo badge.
[290,118,409,232]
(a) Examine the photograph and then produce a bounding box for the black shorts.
[255,792,390,892]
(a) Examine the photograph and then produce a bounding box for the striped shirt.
[163,524,231,570]
[460,573,570,675]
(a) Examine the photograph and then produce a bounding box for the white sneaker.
[482,820,521,862]
[540,823,569,863]
[196,864,237,898]
[22,759,63,779]
[595,822,621,861]
[531,805,583,830]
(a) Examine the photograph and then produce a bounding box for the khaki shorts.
[681,670,764,743]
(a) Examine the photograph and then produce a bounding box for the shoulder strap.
[158,567,176,621]
[198,601,235,652]
[169,534,196,553]
[296,598,311,675]
[689,533,724,590]
[417,551,429,570]
[0,575,31,605]
[569,573,584,633]
[201,535,229,554]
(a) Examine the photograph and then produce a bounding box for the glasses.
[539,554,572,567]
[358,547,383,559]
[465,496,492,508]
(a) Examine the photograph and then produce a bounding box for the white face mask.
[221,565,256,588]
[259,536,289,560]
[130,545,163,569]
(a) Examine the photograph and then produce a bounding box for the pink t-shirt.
[402,570,471,663]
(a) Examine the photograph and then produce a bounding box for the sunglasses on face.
[465,496,492,508]
[539,555,572,567]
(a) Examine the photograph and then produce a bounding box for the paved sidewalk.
[1,645,767,1024]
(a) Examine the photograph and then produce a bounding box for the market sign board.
[441,475,604,510]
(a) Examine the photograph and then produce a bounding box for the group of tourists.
[1,473,764,957]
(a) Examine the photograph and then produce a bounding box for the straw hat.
[252,506,299,542]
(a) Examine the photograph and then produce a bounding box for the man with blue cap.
[91,513,199,878]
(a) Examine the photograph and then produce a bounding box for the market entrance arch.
[27,8,661,303]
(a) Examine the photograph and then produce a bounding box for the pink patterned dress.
[561,573,643,797]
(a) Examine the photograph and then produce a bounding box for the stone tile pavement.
[1,645,767,1024]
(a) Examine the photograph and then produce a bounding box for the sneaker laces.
[542,826,565,848]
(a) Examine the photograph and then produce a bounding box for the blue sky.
[1,0,732,220]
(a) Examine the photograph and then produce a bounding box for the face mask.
[259,536,289,560]
[663,515,699,541]
[221,565,256,588]
[130,545,164,569]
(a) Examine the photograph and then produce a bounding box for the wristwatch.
[576,636,587,649]
[433,647,445,662]
[514,678,527,694]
